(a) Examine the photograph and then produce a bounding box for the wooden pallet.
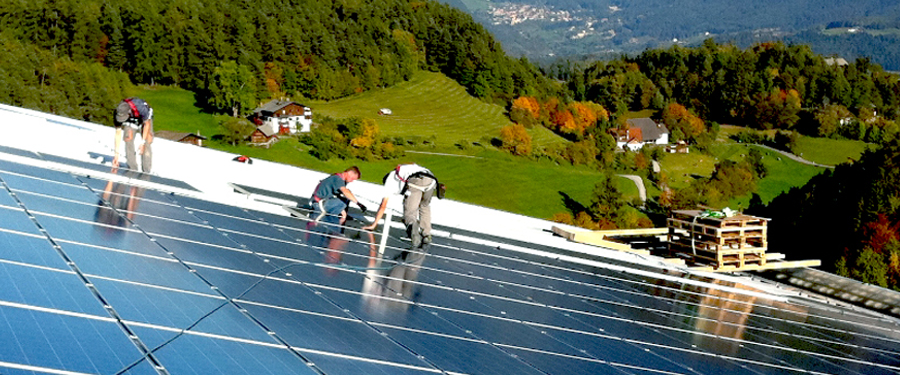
[670,242,767,268]
[667,210,772,270]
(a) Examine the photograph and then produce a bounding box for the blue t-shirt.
[312,174,346,202]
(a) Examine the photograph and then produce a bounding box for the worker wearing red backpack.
[364,163,446,248]
[113,97,154,173]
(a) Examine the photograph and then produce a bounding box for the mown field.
[309,71,567,148]
[659,142,827,206]
[136,75,869,223]
[134,83,628,219]
[791,137,870,165]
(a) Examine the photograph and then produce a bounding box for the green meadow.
[135,73,861,222]
[133,81,619,219]
[309,71,567,148]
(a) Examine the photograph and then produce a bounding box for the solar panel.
[0,153,899,375]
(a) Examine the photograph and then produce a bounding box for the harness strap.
[124,98,141,119]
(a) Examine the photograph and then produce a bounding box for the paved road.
[744,143,835,169]
[618,174,646,203]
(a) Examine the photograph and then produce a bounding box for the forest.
[0,0,556,122]
[2,0,900,289]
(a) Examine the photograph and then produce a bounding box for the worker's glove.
[357,202,367,213]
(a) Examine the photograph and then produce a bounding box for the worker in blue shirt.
[309,166,367,226]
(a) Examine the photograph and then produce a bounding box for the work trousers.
[311,197,348,226]
[124,126,153,173]
[403,176,435,237]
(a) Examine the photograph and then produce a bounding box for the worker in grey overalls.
[364,163,446,248]
[113,97,154,173]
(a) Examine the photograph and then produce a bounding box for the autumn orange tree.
[499,124,532,156]
[661,102,706,143]
[510,96,541,128]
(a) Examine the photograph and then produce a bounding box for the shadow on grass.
[558,191,587,216]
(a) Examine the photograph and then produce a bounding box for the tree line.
[1,0,556,121]
[562,40,900,141]
[751,141,900,290]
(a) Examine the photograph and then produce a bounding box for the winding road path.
[618,174,647,203]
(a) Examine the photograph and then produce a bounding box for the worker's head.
[113,101,132,126]
[343,166,361,182]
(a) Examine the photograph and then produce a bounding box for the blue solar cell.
[186,209,293,238]
[431,308,598,359]
[128,215,236,248]
[301,351,439,375]
[39,153,198,191]
[376,326,547,375]
[61,242,215,295]
[129,326,320,375]
[89,278,279,345]
[154,237,276,276]
[2,173,96,204]
[0,144,39,159]
[499,346,638,375]
[0,262,109,316]
[0,231,69,270]
[32,214,164,257]
[79,181,207,225]
[240,303,434,369]
[0,159,77,184]
[0,305,145,374]
[164,194,256,219]
[0,206,41,235]
[0,189,17,208]
[11,191,107,222]
[244,209,311,231]
[219,230,313,262]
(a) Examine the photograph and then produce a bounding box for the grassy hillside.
[658,142,826,206]
[134,83,624,219]
[309,71,566,148]
[792,137,870,165]
[129,86,221,137]
[137,81,838,223]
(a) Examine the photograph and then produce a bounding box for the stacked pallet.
[667,210,769,269]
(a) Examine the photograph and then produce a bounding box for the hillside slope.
[311,71,566,147]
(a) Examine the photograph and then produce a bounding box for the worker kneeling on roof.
[309,166,366,227]
[364,163,446,248]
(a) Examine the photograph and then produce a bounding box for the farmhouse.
[248,122,279,148]
[616,117,669,150]
[154,130,207,147]
[250,99,312,134]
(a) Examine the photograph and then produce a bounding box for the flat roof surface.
[0,104,899,374]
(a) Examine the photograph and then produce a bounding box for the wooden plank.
[688,259,821,273]
[662,258,686,265]
[550,226,651,255]
[551,226,577,241]
[588,228,670,237]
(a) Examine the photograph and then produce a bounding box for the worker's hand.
[362,223,377,231]
[111,155,119,167]
[138,144,145,155]
[357,202,367,213]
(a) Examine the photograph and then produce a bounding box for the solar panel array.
[0,152,899,375]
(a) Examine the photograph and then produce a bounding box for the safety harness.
[386,165,443,197]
